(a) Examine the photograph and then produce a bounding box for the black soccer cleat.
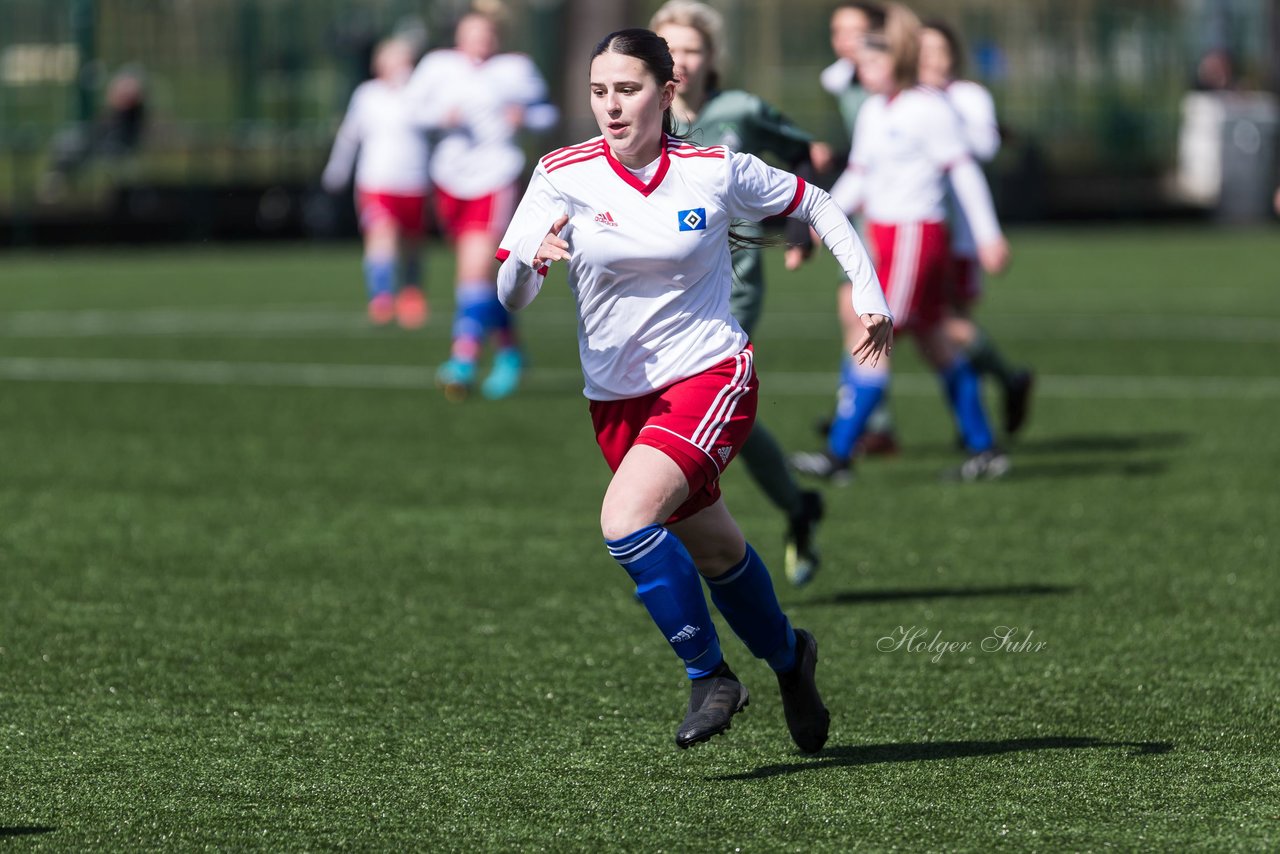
[784,490,825,587]
[776,628,830,754]
[789,449,853,486]
[675,663,750,749]
[1003,370,1035,436]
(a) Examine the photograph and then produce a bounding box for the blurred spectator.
[40,67,147,201]
[1193,48,1237,92]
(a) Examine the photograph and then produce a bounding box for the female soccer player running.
[650,0,829,588]
[409,11,556,400]
[920,18,1035,436]
[791,3,1011,483]
[322,38,430,329]
[496,29,891,752]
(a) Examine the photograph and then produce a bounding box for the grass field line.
[3,308,1280,342]
[3,355,1279,398]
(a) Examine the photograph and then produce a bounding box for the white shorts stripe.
[690,351,748,446]
[693,350,754,453]
[890,223,921,322]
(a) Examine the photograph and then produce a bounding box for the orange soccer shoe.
[395,288,429,330]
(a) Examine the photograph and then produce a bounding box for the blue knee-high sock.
[942,357,994,452]
[363,256,396,300]
[828,356,890,460]
[607,525,723,679]
[473,286,516,349]
[452,284,492,361]
[706,544,797,673]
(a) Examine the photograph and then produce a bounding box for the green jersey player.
[652,0,833,587]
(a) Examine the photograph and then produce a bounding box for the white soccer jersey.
[944,80,1000,255]
[321,79,430,195]
[837,87,970,224]
[946,80,1000,162]
[408,49,550,199]
[497,136,886,401]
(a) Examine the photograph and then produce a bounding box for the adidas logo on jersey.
[594,211,618,226]
[669,624,700,643]
[717,446,732,465]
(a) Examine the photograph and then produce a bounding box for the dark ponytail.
[592,28,679,137]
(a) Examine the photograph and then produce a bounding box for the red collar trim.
[604,135,671,197]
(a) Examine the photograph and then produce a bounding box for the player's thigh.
[363,220,399,256]
[600,444,691,540]
[837,282,866,349]
[454,230,498,282]
[914,323,959,370]
[667,497,746,578]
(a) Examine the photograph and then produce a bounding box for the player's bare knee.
[600,502,658,542]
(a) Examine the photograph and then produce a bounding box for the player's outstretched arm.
[496,214,570,312]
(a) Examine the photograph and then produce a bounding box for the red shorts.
[867,221,951,332]
[434,184,517,241]
[948,255,983,307]
[589,347,758,524]
[356,190,427,236]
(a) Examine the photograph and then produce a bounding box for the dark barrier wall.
[1,0,1276,244]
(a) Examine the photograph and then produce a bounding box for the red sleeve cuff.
[780,176,807,217]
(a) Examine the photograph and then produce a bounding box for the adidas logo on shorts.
[717,446,732,465]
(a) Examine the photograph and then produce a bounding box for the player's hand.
[784,245,809,271]
[853,313,893,366]
[533,214,571,266]
[808,141,834,174]
[978,237,1010,275]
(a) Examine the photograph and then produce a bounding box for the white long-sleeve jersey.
[830,86,1001,247]
[943,79,1001,256]
[408,49,554,199]
[496,136,888,401]
[321,78,431,194]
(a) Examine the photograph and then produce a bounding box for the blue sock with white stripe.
[828,356,889,461]
[707,544,797,672]
[942,357,995,452]
[363,256,395,300]
[606,525,723,679]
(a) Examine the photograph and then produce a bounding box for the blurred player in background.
[808,2,903,456]
[820,2,885,157]
[496,28,891,752]
[650,0,828,587]
[322,38,430,329]
[791,3,1011,483]
[411,9,556,401]
[920,18,1034,437]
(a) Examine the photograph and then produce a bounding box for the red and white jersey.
[409,49,549,199]
[498,136,808,401]
[839,86,970,224]
[321,79,430,194]
[946,80,1000,162]
[943,80,1000,256]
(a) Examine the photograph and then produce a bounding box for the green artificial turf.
[1,228,1278,850]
